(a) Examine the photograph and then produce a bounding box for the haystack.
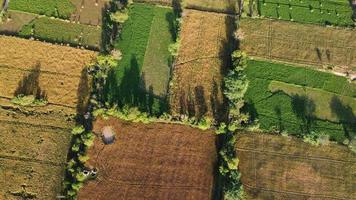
[101,126,115,144]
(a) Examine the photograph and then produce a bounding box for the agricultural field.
[169,9,234,120]
[1,2,103,50]
[0,35,96,199]
[239,17,356,74]
[0,36,96,108]
[245,59,356,143]
[183,0,237,14]
[257,0,354,26]
[133,0,173,6]
[78,117,218,199]
[70,0,109,26]
[104,3,175,113]
[236,133,356,199]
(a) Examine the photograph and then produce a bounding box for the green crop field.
[258,0,354,26]
[104,3,175,114]
[18,17,101,50]
[8,0,75,19]
[245,59,356,143]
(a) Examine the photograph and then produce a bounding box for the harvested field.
[239,18,356,74]
[236,133,356,200]
[0,10,37,34]
[0,158,66,199]
[70,0,108,26]
[0,36,95,108]
[169,9,234,120]
[0,35,96,76]
[78,117,218,200]
[183,0,237,14]
[0,36,96,198]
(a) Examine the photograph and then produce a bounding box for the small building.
[101,126,115,144]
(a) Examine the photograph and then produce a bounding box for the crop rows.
[239,18,356,72]
[258,0,354,26]
[236,133,356,199]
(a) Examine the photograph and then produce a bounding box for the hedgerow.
[9,0,75,19]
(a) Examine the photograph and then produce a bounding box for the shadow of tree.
[103,55,167,115]
[76,67,91,125]
[274,105,284,133]
[14,62,47,100]
[291,94,316,135]
[330,96,356,140]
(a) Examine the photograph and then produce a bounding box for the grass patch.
[258,0,354,26]
[11,95,48,106]
[183,0,237,14]
[269,80,356,123]
[104,3,175,114]
[245,59,356,143]
[19,17,101,50]
[8,0,75,19]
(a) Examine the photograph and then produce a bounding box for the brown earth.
[70,0,108,26]
[0,10,37,34]
[236,133,356,200]
[239,18,356,74]
[78,117,218,200]
[169,9,235,120]
[133,0,173,6]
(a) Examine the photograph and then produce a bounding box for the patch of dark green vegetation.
[8,0,75,19]
[244,59,356,143]
[104,3,176,115]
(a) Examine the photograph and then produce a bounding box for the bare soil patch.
[169,9,235,120]
[239,18,356,74]
[0,10,37,34]
[78,117,218,200]
[70,0,108,26]
[236,133,356,200]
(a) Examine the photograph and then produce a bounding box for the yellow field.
[239,18,356,73]
[170,9,234,120]
[0,36,97,76]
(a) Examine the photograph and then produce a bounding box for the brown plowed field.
[0,36,97,76]
[78,117,218,200]
[239,18,356,73]
[236,133,356,200]
[169,9,234,120]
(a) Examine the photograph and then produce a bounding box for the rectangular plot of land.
[78,117,217,200]
[0,158,65,200]
[170,10,234,120]
[236,133,356,200]
[239,18,356,73]
[0,121,71,164]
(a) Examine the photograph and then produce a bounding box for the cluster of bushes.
[219,50,250,199]
[64,126,95,199]
[93,105,214,130]
[11,94,48,107]
[9,0,75,19]
[19,17,101,50]
[257,0,354,26]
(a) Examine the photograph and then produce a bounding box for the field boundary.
[0,65,83,78]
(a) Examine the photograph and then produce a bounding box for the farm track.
[0,154,65,167]
[0,65,82,78]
